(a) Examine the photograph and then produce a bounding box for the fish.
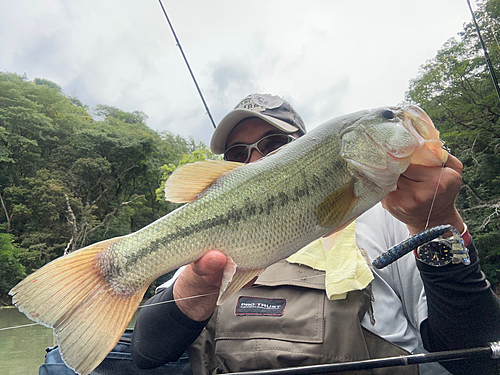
[9,105,448,374]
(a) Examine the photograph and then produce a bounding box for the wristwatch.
[416,226,471,267]
[416,239,454,266]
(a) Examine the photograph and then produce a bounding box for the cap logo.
[235,94,284,113]
[251,94,284,109]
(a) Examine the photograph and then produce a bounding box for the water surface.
[0,307,55,375]
[0,307,138,375]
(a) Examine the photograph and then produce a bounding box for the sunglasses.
[224,133,296,163]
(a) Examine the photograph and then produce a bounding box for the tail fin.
[9,239,147,375]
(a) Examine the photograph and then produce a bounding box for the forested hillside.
[0,72,214,303]
[406,0,500,288]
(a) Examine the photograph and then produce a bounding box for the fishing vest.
[189,260,419,375]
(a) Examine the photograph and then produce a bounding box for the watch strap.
[461,223,471,248]
[414,224,471,266]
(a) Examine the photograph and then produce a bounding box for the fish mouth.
[401,106,448,166]
[340,105,449,193]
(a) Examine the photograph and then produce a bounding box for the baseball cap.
[210,94,307,154]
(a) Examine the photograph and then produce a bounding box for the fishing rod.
[467,0,500,102]
[226,341,500,375]
[158,0,217,129]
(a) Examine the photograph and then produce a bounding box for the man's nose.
[248,148,263,163]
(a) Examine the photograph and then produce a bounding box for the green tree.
[406,0,500,286]
[0,233,26,303]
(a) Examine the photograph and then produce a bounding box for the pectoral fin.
[317,180,358,228]
[322,229,344,252]
[322,216,358,251]
[165,160,244,203]
[217,257,264,305]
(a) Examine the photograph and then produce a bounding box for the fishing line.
[0,322,38,331]
[138,273,327,308]
[2,275,325,328]
[139,291,219,308]
[424,161,447,230]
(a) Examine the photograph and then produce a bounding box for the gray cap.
[210,93,306,154]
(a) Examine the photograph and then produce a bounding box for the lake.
[0,307,54,375]
[0,307,138,375]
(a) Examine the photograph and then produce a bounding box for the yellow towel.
[287,222,373,300]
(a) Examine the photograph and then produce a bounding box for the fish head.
[339,105,448,192]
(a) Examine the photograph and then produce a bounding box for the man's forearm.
[131,284,210,369]
[419,240,500,374]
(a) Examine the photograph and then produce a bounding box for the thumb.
[191,250,227,277]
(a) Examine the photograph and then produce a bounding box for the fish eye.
[381,109,394,119]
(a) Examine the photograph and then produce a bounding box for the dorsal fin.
[165,160,244,203]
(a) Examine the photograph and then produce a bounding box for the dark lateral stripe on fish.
[113,166,344,275]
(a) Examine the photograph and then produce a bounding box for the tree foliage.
[0,233,26,299]
[0,72,212,302]
[406,0,500,286]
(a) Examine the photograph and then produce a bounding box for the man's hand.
[173,250,227,321]
[382,154,464,235]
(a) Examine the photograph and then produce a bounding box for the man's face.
[226,118,287,163]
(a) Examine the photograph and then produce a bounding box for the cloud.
[0,0,473,147]
[293,78,351,130]
[206,59,257,117]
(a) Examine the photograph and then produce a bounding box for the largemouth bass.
[9,105,447,375]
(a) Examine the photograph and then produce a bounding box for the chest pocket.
[214,285,326,372]
[216,264,325,345]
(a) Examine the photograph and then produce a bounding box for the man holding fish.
[132,94,500,375]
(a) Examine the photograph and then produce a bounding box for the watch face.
[417,241,453,267]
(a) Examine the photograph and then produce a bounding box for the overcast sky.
[0,1,475,146]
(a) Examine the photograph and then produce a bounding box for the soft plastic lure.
[372,224,470,269]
